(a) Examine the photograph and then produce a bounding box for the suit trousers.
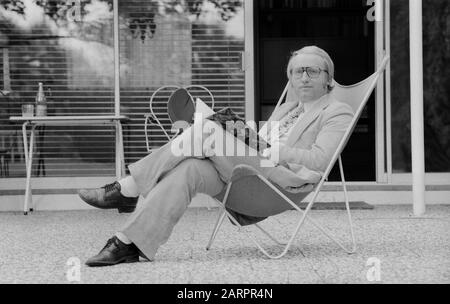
[121,121,276,260]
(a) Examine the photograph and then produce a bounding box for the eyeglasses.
[292,67,328,79]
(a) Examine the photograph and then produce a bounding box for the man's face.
[289,53,329,103]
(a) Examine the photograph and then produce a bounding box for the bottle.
[35,82,47,116]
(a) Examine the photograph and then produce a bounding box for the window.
[118,0,245,167]
[0,0,246,178]
[0,0,116,178]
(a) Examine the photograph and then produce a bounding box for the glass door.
[254,0,376,182]
[388,0,450,184]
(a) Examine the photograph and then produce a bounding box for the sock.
[118,176,140,198]
[115,232,132,245]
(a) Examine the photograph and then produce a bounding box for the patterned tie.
[267,103,305,143]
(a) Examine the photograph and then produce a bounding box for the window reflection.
[0,0,115,177]
[391,0,450,173]
[118,0,245,167]
[422,0,450,172]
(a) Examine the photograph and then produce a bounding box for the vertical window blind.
[0,0,245,178]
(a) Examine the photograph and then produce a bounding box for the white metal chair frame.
[144,85,215,153]
[206,56,390,259]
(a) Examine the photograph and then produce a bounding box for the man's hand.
[261,143,289,166]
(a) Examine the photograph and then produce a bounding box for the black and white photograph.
[0,0,449,288]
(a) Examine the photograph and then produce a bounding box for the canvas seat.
[206,55,390,259]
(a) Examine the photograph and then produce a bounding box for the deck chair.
[144,85,215,153]
[206,55,390,259]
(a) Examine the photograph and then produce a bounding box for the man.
[79,46,354,267]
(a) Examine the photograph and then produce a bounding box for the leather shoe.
[85,236,140,267]
[78,181,138,213]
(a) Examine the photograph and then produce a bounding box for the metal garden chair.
[144,85,215,153]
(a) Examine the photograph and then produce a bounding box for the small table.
[9,115,129,215]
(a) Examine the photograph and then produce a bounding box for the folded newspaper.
[195,98,270,152]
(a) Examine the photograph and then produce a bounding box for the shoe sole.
[85,255,139,267]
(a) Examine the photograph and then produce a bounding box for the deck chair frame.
[206,55,390,259]
[144,85,215,153]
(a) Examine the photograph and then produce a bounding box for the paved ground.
[0,205,449,284]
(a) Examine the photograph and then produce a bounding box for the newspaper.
[195,98,270,152]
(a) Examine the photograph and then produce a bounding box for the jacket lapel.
[286,94,332,145]
[259,102,297,138]
[268,101,298,123]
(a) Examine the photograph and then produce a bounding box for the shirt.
[260,96,325,162]
[267,103,305,145]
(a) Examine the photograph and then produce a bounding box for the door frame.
[375,0,388,183]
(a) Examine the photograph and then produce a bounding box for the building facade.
[0,0,448,210]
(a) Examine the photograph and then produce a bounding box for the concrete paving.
[0,205,448,284]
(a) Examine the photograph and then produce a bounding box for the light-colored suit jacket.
[260,93,354,192]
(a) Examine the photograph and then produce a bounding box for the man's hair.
[286,46,335,92]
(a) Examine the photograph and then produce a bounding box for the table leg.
[28,126,36,212]
[22,122,35,215]
[22,122,29,165]
[120,122,126,176]
[115,122,120,179]
[22,122,29,215]
[115,121,125,179]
